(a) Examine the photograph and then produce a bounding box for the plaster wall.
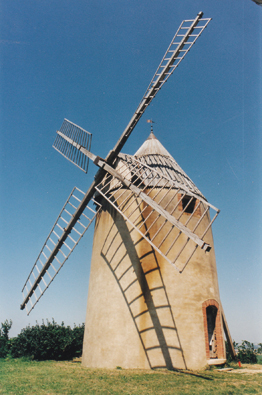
[82,189,225,370]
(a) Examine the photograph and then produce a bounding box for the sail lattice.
[106,13,211,164]
[21,187,101,314]
[95,154,219,273]
[142,15,211,103]
[53,119,92,173]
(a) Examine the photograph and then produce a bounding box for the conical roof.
[132,131,205,199]
[134,131,173,157]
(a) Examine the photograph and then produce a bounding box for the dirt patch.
[227,364,262,375]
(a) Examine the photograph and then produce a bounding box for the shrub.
[237,340,257,364]
[10,319,84,361]
[0,320,12,358]
[226,340,259,364]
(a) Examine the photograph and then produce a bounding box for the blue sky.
[1,1,261,344]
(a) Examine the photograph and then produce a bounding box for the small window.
[131,174,144,187]
[182,195,196,214]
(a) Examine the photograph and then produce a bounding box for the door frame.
[202,299,225,360]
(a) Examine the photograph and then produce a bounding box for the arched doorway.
[206,305,218,358]
[202,299,225,361]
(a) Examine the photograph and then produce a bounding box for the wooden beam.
[221,306,237,360]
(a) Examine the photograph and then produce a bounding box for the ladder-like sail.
[107,12,211,164]
[94,154,219,273]
[21,187,101,314]
[53,119,92,173]
[21,12,212,314]
[143,13,211,102]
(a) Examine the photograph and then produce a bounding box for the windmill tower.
[20,12,236,370]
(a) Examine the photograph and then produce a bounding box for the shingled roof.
[119,131,205,199]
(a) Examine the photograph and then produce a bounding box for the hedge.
[0,319,84,360]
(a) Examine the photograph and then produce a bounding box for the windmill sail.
[107,12,211,164]
[94,153,219,273]
[21,11,212,314]
[52,13,211,171]
[142,13,211,103]
[52,125,219,265]
[51,12,211,216]
[53,119,92,173]
[21,187,101,314]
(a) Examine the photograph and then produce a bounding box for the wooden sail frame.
[21,188,101,314]
[94,154,219,272]
[21,12,212,313]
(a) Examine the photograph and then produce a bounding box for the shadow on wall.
[100,207,187,370]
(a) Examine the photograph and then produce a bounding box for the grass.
[0,359,262,395]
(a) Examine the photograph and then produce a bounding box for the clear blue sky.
[1,1,261,344]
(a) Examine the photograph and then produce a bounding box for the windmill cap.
[130,131,205,199]
[134,131,173,158]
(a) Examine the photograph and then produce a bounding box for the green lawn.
[0,359,262,395]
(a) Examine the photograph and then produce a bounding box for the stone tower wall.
[82,189,225,370]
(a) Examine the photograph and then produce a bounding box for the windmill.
[21,12,236,370]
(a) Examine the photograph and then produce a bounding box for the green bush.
[226,340,259,364]
[257,354,262,365]
[10,319,84,361]
[236,340,257,364]
[0,320,12,358]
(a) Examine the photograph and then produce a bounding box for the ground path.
[219,364,262,375]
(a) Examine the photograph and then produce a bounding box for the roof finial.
[146,119,155,135]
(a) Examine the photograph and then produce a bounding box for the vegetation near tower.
[0,320,84,360]
[0,320,12,358]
